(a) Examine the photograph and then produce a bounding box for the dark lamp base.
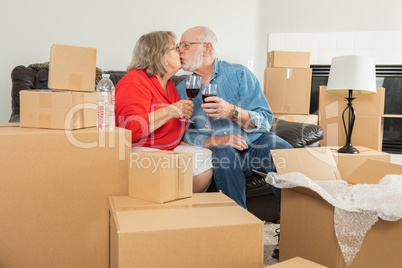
[338,143,360,154]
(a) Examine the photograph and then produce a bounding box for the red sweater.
[115,69,186,150]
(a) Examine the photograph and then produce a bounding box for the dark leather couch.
[9,64,324,222]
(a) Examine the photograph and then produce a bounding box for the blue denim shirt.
[177,58,273,147]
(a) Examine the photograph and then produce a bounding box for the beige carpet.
[264,222,280,266]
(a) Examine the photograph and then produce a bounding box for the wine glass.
[180,75,202,122]
[200,84,217,131]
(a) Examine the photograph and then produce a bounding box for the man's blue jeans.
[211,132,293,212]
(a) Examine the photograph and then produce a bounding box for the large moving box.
[48,44,97,92]
[0,125,131,268]
[20,90,97,130]
[265,51,312,115]
[110,193,264,268]
[319,86,385,117]
[264,67,312,114]
[320,113,384,151]
[272,147,402,268]
[129,151,193,203]
[319,86,385,151]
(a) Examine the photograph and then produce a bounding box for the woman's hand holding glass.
[168,100,194,119]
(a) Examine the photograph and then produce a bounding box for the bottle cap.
[102,74,110,78]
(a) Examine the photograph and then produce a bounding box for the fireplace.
[310,65,402,154]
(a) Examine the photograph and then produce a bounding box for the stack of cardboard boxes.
[109,151,265,268]
[20,44,98,130]
[0,44,132,268]
[264,51,318,125]
[1,44,265,267]
[263,52,402,267]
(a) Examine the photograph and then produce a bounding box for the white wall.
[0,0,260,122]
[256,0,402,83]
[268,31,402,65]
[2,0,402,123]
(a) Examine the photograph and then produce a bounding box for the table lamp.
[326,55,377,154]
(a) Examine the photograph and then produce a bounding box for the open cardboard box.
[269,147,402,268]
[331,146,390,179]
[268,257,327,267]
[110,193,264,268]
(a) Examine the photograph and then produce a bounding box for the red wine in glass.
[200,84,217,131]
[202,93,217,103]
[186,88,200,100]
[180,75,202,122]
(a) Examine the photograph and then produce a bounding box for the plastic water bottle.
[97,74,115,130]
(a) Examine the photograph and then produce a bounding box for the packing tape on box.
[286,68,293,79]
[265,172,402,267]
[39,91,52,108]
[39,93,53,126]
[177,155,185,198]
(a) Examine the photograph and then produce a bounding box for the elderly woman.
[115,31,212,192]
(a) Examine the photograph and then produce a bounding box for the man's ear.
[204,42,213,56]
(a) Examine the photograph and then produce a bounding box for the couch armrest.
[270,119,324,148]
[10,66,38,122]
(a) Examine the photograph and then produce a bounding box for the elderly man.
[176,26,292,210]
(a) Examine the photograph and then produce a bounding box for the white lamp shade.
[326,55,377,95]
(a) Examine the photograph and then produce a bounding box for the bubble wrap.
[266,172,402,267]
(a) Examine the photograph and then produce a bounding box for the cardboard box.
[272,147,402,268]
[129,151,193,203]
[319,86,385,151]
[331,146,390,179]
[0,125,131,268]
[267,51,311,68]
[274,113,318,125]
[269,257,327,267]
[264,67,312,114]
[319,86,385,116]
[20,89,97,130]
[110,193,264,268]
[48,44,97,92]
[319,113,384,151]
